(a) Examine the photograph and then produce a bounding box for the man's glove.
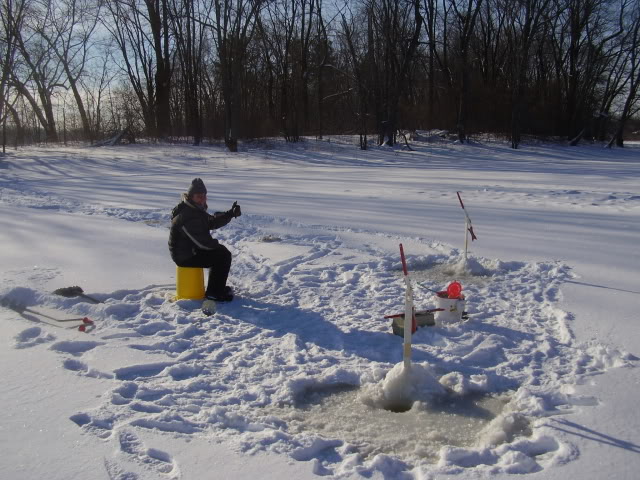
[228,201,242,218]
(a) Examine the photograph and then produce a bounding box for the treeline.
[1,0,640,151]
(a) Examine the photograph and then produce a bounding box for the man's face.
[192,192,207,207]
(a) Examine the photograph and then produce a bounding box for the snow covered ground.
[0,138,638,479]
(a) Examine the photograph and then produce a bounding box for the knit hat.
[187,178,207,197]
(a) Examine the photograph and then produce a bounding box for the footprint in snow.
[111,382,142,405]
[113,362,175,381]
[103,458,141,480]
[116,429,179,477]
[13,326,55,349]
[62,358,113,379]
[50,340,104,356]
[135,321,175,336]
[69,412,115,439]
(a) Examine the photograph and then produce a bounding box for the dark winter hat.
[188,178,207,197]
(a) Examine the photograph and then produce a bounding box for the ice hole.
[383,400,412,413]
[262,385,518,462]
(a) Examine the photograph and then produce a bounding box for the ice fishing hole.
[262,386,519,462]
[384,401,412,413]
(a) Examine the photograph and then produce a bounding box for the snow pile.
[439,371,489,395]
[359,362,445,411]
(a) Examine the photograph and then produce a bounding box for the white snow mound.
[359,362,446,411]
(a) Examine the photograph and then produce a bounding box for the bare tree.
[548,0,626,143]
[507,0,554,149]
[1,0,28,152]
[102,0,156,134]
[103,0,172,138]
[296,0,317,135]
[609,1,640,147]
[592,16,630,141]
[258,0,299,141]
[169,0,211,144]
[314,0,333,139]
[448,0,483,143]
[35,0,100,141]
[421,0,442,127]
[84,46,119,139]
[362,0,423,146]
[11,0,65,143]
[146,0,172,138]
[209,0,264,151]
[255,0,320,142]
[340,8,371,148]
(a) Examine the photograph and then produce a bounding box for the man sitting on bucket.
[169,178,241,302]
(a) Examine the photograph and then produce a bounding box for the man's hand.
[229,201,242,218]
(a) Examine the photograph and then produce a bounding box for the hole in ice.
[263,385,515,462]
[383,400,412,413]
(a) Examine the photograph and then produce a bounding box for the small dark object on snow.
[53,286,101,303]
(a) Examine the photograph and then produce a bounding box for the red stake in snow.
[456,192,477,262]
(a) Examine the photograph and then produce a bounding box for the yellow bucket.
[175,266,205,300]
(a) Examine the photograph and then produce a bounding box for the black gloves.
[228,201,242,218]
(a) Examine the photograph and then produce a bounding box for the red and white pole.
[456,191,477,262]
[399,244,415,370]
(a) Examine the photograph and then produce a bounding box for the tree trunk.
[457,65,469,143]
[511,97,521,149]
[222,71,237,151]
[12,79,58,142]
[146,0,172,138]
[65,65,92,141]
[222,58,240,152]
[11,101,24,146]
